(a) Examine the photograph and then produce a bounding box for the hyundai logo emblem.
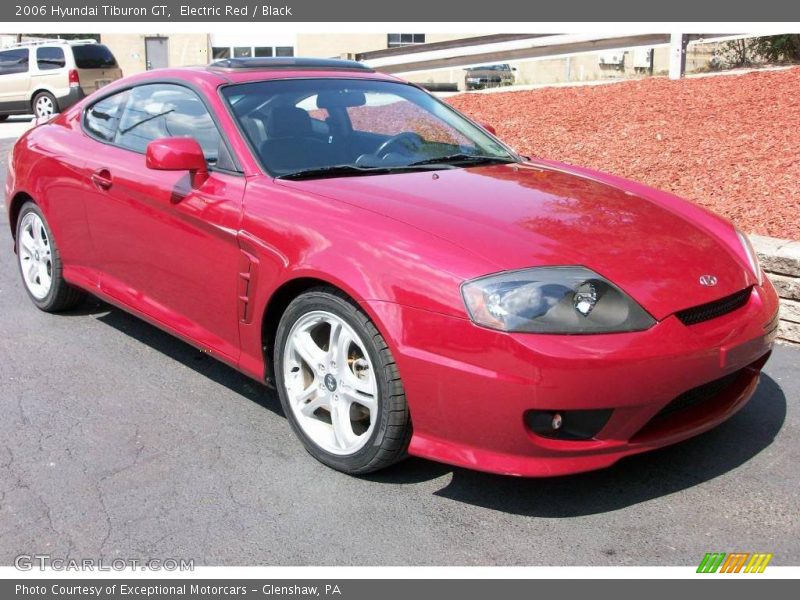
[699,275,718,287]
[324,373,337,392]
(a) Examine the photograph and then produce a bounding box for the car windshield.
[222,78,517,178]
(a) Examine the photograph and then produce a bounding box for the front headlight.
[461,266,655,334]
[736,229,763,286]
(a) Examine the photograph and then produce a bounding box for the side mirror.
[146,137,208,186]
[481,123,497,135]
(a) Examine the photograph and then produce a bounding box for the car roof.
[83,58,407,111]
[118,58,403,88]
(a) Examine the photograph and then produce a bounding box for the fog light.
[524,409,613,440]
[551,413,563,430]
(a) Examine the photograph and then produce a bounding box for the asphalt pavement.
[0,130,798,566]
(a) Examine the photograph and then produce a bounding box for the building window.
[387,33,425,48]
[210,45,294,61]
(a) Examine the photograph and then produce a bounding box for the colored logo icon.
[697,552,773,573]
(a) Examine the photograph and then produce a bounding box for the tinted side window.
[115,84,222,162]
[37,47,66,71]
[0,49,30,75]
[71,44,118,69]
[84,90,129,142]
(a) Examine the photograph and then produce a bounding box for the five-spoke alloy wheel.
[283,310,378,455]
[15,202,84,312]
[18,211,53,300]
[275,288,411,474]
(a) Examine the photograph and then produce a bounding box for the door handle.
[91,169,113,190]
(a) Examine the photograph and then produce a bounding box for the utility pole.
[669,32,690,79]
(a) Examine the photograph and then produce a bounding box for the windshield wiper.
[407,153,517,167]
[277,163,449,181]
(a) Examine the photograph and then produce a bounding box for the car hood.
[279,162,753,320]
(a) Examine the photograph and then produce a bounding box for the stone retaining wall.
[750,234,800,345]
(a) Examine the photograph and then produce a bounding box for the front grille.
[675,287,752,326]
[653,370,742,420]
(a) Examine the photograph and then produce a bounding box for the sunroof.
[209,57,374,72]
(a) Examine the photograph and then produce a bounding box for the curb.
[749,233,800,345]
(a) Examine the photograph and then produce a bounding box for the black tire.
[32,91,57,118]
[0,115,9,122]
[15,201,85,312]
[274,287,412,474]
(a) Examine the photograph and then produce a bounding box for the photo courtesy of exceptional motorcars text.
[0,0,798,596]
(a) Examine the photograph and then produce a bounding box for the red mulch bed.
[447,68,800,240]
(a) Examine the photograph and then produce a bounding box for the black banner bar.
[3,579,799,600]
[2,0,800,22]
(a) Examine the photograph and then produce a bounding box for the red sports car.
[5,57,779,476]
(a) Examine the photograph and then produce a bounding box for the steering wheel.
[375,132,425,158]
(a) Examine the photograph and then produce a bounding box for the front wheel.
[274,288,411,474]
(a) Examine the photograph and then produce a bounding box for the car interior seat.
[259,106,336,174]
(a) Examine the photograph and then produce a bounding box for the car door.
[32,46,67,101]
[0,48,31,111]
[81,83,245,362]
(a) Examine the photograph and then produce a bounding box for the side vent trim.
[237,250,259,323]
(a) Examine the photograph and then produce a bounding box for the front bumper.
[366,281,779,476]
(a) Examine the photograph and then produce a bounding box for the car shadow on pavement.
[80,297,284,417]
[368,375,787,517]
[79,298,786,517]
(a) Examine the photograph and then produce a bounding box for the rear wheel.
[32,92,57,119]
[16,202,85,312]
[274,288,411,474]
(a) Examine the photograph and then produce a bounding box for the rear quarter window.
[36,47,66,71]
[71,44,118,69]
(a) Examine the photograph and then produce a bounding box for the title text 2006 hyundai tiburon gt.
[6,58,779,476]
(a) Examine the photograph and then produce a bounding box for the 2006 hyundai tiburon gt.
[6,58,779,476]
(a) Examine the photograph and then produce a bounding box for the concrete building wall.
[99,33,721,86]
[101,33,468,76]
[297,33,470,59]
[404,42,721,90]
[100,34,209,76]
[297,34,387,58]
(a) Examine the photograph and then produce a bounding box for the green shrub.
[749,34,800,62]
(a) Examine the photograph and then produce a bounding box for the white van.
[0,39,122,120]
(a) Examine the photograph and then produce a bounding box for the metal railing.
[5,38,97,48]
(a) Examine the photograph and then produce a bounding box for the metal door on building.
[144,37,168,70]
